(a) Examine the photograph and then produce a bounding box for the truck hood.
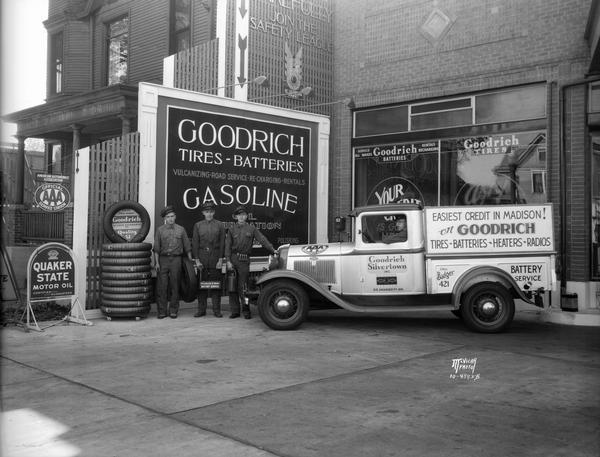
[287,242,351,258]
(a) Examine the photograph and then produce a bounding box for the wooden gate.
[85,132,140,308]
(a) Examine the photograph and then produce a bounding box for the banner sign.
[166,106,311,247]
[36,173,70,184]
[425,204,554,255]
[355,141,438,163]
[27,243,76,301]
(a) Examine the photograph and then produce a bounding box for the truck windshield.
[362,214,407,244]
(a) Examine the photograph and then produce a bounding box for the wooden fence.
[85,132,140,308]
[173,39,219,93]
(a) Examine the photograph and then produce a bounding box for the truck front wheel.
[461,283,515,333]
[258,280,309,330]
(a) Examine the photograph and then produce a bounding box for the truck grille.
[293,260,336,283]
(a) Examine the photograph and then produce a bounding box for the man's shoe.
[157,314,167,319]
[229,313,240,319]
[169,314,178,319]
[214,312,223,318]
[194,311,206,317]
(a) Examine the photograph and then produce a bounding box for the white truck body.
[252,204,556,332]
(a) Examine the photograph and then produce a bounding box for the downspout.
[558,76,600,295]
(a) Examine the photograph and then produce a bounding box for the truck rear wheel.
[461,283,515,333]
[258,280,309,330]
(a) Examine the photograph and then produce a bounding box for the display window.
[592,137,600,279]
[354,130,547,207]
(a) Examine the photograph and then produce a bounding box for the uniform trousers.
[156,255,182,316]
[198,268,223,313]
[229,255,250,315]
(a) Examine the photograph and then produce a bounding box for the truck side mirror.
[335,216,346,232]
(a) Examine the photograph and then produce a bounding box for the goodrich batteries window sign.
[166,106,310,245]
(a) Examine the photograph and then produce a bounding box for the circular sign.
[103,201,151,243]
[34,183,70,212]
[111,209,143,242]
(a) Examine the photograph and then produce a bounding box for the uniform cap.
[160,205,175,218]
[233,205,248,216]
[201,202,216,211]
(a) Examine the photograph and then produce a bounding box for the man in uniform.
[192,202,225,318]
[225,206,277,319]
[153,205,193,319]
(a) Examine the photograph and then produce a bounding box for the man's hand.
[227,260,234,270]
[216,258,223,269]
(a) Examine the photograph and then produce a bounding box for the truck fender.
[451,265,532,310]
[255,270,352,311]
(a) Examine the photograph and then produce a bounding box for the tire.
[258,280,309,330]
[101,278,154,287]
[101,299,153,307]
[461,283,515,333]
[100,305,151,317]
[103,201,151,243]
[101,292,154,301]
[101,257,151,266]
[101,249,152,259]
[101,264,151,273]
[179,257,198,303]
[102,242,152,251]
[101,271,152,280]
[102,285,153,294]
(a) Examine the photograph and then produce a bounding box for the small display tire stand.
[22,243,91,332]
[100,201,153,321]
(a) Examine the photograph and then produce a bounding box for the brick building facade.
[4,0,600,312]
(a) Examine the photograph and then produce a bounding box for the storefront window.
[592,137,600,278]
[475,85,546,124]
[442,131,547,206]
[354,105,408,137]
[354,131,547,208]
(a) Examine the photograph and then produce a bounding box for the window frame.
[49,31,64,95]
[169,0,192,55]
[105,15,130,86]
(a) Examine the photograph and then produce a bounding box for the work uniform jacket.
[153,223,191,257]
[225,223,275,260]
[192,219,225,268]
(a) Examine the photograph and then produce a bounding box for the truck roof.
[350,204,423,216]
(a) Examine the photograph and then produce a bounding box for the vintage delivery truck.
[249,203,556,333]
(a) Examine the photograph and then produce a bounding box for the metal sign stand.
[21,296,92,332]
[62,296,92,326]
[20,300,42,332]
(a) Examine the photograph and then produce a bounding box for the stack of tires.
[100,201,153,320]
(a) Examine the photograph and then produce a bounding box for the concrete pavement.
[1,308,599,457]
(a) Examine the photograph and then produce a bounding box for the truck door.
[356,212,425,295]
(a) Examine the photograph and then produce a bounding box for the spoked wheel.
[461,283,515,333]
[258,280,309,330]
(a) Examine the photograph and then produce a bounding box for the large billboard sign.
[137,84,330,249]
[166,106,311,246]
